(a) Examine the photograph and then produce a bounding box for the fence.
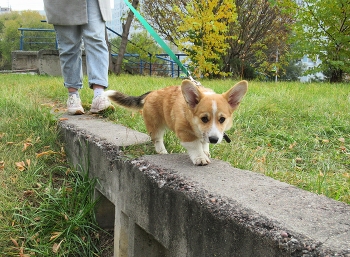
[18,28,57,51]
[18,27,188,78]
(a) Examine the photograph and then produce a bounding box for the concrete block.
[38,49,87,76]
[38,49,61,76]
[11,50,87,76]
[11,50,38,71]
[58,114,350,257]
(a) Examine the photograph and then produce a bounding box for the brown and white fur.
[104,80,248,165]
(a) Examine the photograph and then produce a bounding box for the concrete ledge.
[58,115,350,257]
[12,51,38,71]
[11,50,87,76]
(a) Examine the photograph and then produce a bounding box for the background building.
[0,6,11,14]
[106,0,144,39]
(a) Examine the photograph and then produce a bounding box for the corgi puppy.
[104,80,248,166]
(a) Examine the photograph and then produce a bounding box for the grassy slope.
[0,73,349,254]
[0,74,112,256]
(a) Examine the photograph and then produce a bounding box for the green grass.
[0,73,349,255]
[0,74,112,256]
[105,75,350,204]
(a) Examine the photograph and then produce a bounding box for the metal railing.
[18,28,57,50]
[18,26,187,77]
[106,26,188,78]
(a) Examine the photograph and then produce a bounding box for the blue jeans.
[54,0,109,90]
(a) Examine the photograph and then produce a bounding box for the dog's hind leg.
[142,101,168,154]
[148,126,168,154]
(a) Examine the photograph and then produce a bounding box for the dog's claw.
[193,156,211,166]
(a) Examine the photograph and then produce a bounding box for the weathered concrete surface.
[12,51,38,71]
[58,114,350,257]
[37,49,61,76]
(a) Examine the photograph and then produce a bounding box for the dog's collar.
[223,133,231,143]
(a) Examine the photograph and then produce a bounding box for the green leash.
[123,0,200,84]
[123,1,233,143]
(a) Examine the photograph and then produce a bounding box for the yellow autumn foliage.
[174,0,237,77]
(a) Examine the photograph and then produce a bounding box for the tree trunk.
[330,69,343,83]
[115,0,139,75]
[106,28,114,74]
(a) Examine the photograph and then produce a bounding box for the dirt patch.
[98,229,114,257]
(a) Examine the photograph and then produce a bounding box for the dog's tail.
[104,90,151,110]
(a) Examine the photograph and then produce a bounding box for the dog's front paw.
[202,143,210,158]
[192,155,211,166]
[182,141,211,165]
[204,150,211,158]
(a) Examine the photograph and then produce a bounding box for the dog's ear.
[181,80,200,108]
[224,80,248,110]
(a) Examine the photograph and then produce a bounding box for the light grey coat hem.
[43,0,112,25]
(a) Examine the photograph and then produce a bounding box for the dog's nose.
[209,136,219,144]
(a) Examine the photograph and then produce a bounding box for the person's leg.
[55,25,85,114]
[82,0,113,113]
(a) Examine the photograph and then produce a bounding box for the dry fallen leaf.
[36,150,57,158]
[22,142,33,151]
[33,183,42,189]
[52,239,64,253]
[10,237,19,247]
[338,137,345,143]
[65,187,73,194]
[59,117,69,121]
[339,146,347,152]
[10,175,18,183]
[289,141,297,149]
[23,190,34,197]
[0,161,4,170]
[295,157,303,163]
[41,103,55,108]
[343,173,350,178]
[65,168,71,176]
[52,243,59,253]
[50,232,62,241]
[15,161,26,171]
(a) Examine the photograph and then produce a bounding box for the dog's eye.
[201,116,209,123]
[219,117,226,124]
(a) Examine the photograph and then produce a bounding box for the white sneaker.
[67,95,84,115]
[90,95,114,113]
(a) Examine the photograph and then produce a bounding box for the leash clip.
[188,75,203,87]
